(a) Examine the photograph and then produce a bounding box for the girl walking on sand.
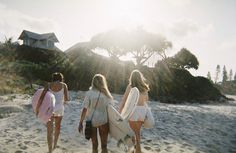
[78,74,113,153]
[119,70,150,153]
[47,72,69,152]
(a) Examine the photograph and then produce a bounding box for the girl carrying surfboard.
[33,72,69,153]
[48,72,69,152]
[119,69,150,153]
[78,74,113,153]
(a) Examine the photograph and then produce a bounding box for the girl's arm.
[64,83,69,103]
[78,107,87,133]
[119,85,131,113]
[36,84,49,116]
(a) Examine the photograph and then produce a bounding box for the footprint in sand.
[18,143,27,150]
[61,139,69,143]
[5,139,14,144]
[164,146,172,152]
[61,147,67,151]
[144,146,152,150]
[35,128,42,133]
[155,148,161,152]
[24,141,40,147]
[181,143,191,148]
[163,141,170,145]
[146,139,152,143]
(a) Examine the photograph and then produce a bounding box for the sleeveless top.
[49,85,65,116]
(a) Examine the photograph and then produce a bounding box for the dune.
[0,92,236,153]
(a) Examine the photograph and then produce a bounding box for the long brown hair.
[52,72,64,82]
[91,74,113,99]
[129,70,149,93]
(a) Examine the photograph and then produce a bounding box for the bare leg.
[47,120,53,153]
[99,123,109,153]
[53,116,63,149]
[129,121,143,153]
[91,126,98,153]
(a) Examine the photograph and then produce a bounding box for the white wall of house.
[23,38,55,49]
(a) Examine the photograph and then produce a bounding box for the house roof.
[18,30,59,42]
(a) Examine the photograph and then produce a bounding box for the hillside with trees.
[65,28,226,103]
[207,64,236,95]
[0,29,228,103]
[0,38,30,94]
[0,38,71,94]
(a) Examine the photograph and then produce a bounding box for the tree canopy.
[215,65,221,83]
[90,28,128,60]
[222,65,228,83]
[207,71,212,82]
[165,48,199,70]
[90,27,172,66]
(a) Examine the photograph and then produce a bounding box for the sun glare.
[90,0,170,64]
[93,48,110,57]
[93,0,147,61]
[104,0,148,28]
[120,53,135,61]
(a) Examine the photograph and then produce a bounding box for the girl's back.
[136,91,148,106]
[83,89,113,127]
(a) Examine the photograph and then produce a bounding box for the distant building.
[18,30,59,50]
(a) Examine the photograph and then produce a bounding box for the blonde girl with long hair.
[79,74,113,153]
[119,70,150,153]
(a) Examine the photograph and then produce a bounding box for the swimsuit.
[50,87,64,116]
[129,105,147,121]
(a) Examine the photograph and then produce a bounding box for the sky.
[0,0,235,78]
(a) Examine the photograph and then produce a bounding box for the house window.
[24,39,29,45]
[48,41,54,48]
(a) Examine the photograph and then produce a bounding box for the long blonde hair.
[129,70,149,93]
[91,74,113,99]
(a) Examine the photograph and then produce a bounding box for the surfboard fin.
[117,139,129,152]
[124,135,131,141]
[117,139,123,147]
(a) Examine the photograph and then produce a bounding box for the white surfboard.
[32,88,55,124]
[120,87,139,120]
[108,105,134,147]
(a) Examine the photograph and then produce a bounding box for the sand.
[0,92,236,153]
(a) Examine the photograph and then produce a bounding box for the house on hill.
[18,30,59,50]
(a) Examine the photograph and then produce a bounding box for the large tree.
[125,28,172,66]
[90,27,172,66]
[215,65,220,83]
[166,48,199,70]
[222,65,228,83]
[229,69,233,81]
[90,28,128,60]
[207,71,212,82]
[234,72,236,81]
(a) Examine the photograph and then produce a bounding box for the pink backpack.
[32,88,55,124]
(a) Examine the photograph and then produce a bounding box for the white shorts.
[53,105,64,116]
[129,106,146,121]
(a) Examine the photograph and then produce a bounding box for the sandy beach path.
[0,92,236,153]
